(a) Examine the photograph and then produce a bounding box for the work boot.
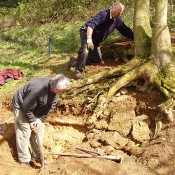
[66,57,77,70]
[74,70,84,80]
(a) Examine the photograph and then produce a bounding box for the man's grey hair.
[50,74,70,90]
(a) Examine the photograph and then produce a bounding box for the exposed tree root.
[70,56,141,89]
[48,118,85,127]
[69,58,175,137]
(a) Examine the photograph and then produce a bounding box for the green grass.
[0,21,83,97]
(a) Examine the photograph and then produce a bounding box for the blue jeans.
[75,29,102,72]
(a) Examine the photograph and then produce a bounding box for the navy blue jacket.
[83,9,134,44]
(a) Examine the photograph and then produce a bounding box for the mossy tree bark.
[134,0,152,58]
[150,0,175,127]
[68,0,175,131]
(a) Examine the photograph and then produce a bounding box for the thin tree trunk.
[134,0,152,58]
[151,0,173,68]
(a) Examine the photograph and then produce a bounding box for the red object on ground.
[0,68,24,86]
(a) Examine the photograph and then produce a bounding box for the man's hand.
[30,118,42,132]
[87,38,94,51]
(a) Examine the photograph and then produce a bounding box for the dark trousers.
[75,30,102,72]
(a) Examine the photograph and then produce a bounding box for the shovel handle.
[50,152,123,162]
[76,147,101,155]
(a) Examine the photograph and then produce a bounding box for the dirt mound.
[1,85,173,175]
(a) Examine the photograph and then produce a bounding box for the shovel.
[50,152,123,163]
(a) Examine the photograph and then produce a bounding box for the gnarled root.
[158,98,174,122]
[87,93,108,129]
[154,120,163,138]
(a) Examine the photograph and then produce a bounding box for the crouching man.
[12,74,70,167]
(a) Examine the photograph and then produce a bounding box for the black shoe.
[74,71,84,80]
[20,162,31,167]
[66,57,77,70]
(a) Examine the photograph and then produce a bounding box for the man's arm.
[39,95,59,122]
[116,22,134,40]
[86,26,94,51]
[87,26,93,39]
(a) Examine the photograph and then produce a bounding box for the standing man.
[12,74,70,166]
[67,2,134,79]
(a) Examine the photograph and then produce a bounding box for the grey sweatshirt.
[12,77,59,123]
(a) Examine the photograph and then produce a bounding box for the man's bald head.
[111,2,125,19]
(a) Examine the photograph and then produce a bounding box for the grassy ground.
[0,21,81,96]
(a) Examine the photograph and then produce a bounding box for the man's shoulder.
[98,9,110,16]
[30,77,51,84]
[27,77,51,91]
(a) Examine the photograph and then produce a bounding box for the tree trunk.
[151,0,174,68]
[133,0,152,58]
